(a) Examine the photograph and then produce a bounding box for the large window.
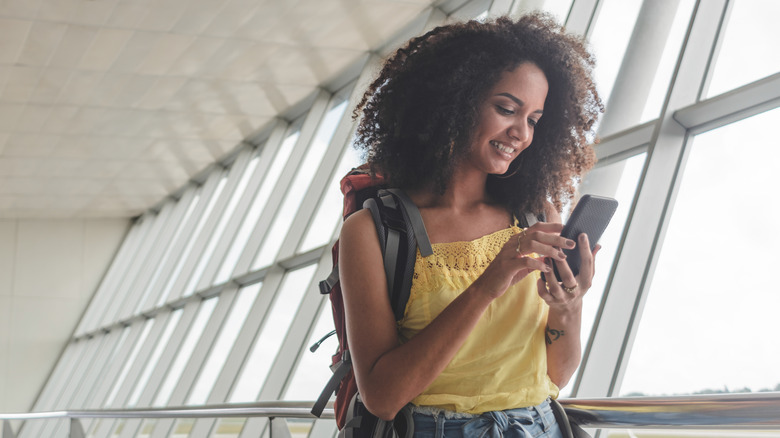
[707,0,780,97]
[251,99,348,270]
[620,108,780,397]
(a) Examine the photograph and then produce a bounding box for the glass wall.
[620,107,780,397]
[16,1,779,437]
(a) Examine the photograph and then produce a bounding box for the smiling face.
[467,62,549,176]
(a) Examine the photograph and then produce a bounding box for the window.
[252,99,348,269]
[126,309,185,407]
[620,108,780,396]
[186,283,261,405]
[183,153,261,296]
[154,298,219,406]
[157,174,228,306]
[282,301,336,400]
[587,0,643,106]
[134,189,202,313]
[104,318,154,407]
[214,128,301,284]
[707,0,780,97]
[560,152,646,397]
[298,141,361,253]
[229,265,317,402]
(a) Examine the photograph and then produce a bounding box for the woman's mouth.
[490,140,516,158]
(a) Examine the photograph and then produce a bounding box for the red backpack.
[310,165,432,437]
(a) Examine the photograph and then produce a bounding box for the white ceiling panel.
[137,0,189,33]
[166,37,227,76]
[49,25,98,68]
[3,66,42,102]
[17,21,67,66]
[136,33,195,76]
[0,0,439,218]
[6,134,58,157]
[0,157,40,176]
[37,0,81,23]
[31,68,71,103]
[13,106,53,134]
[0,18,31,64]
[105,1,150,29]
[0,0,44,19]
[0,133,9,153]
[0,103,24,131]
[70,0,118,27]
[79,28,134,71]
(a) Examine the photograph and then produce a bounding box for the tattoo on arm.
[545,325,565,345]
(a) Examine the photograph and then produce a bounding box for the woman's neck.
[409,167,492,211]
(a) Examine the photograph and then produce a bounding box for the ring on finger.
[561,284,577,294]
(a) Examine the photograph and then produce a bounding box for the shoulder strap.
[517,211,546,228]
[380,189,433,257]
[364,189,431,321]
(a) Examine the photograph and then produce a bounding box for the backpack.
[309,165,432,437]
[310,165,541,437]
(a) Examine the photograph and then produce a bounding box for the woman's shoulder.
[341,208,376,239]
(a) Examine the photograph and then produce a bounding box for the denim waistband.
[410,398,556,438]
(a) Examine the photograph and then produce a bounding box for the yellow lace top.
[397,226,559,413]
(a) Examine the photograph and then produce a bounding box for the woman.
[339,13,603,437]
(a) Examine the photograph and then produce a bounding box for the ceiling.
[0,0,438,219]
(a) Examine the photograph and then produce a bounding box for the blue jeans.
[411,399,562,438]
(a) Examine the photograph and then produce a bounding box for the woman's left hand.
[537,233,601,308]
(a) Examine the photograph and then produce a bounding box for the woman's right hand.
[474,222,576,299]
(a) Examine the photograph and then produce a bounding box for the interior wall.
[0,218,129,413]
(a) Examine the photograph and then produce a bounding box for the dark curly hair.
[352,12,603,215]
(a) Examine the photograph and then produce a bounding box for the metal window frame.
[574,0,732,399]
[74,219,143,336]
[238,89,333,274]
[164,148,257,303]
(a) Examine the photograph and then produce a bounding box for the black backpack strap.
[381,189,432,257]
[312,350,352,417]
[320,262,340,294]
[367,190,432,321]
[516,210,546,228]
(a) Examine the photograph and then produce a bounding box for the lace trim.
[412,226,520,293]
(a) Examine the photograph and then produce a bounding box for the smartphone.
[552,194,618,282]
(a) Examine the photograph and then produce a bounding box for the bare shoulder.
[341,208,377,243]
[340,208,383,281]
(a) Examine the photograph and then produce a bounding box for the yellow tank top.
[397,226,559,413]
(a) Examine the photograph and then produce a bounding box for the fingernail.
[566,239,576,248]
[579,234,587,242]
[558,251,566,260]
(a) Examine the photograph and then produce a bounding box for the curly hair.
[352,12,603,215]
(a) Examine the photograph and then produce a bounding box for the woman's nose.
[507,122,531,144]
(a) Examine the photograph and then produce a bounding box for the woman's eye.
[495,105,514,115]
[528,118,538,127]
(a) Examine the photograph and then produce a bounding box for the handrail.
[2,393,779,429]
[0,401,334,421]
[560,392,780,430]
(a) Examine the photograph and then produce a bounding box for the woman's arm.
[339,209,562,420]
[539,205,600,388]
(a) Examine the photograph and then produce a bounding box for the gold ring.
[562,284,577,294]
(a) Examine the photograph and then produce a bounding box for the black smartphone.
[552,194,618,282]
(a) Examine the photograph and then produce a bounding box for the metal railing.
[2,393,779,437]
